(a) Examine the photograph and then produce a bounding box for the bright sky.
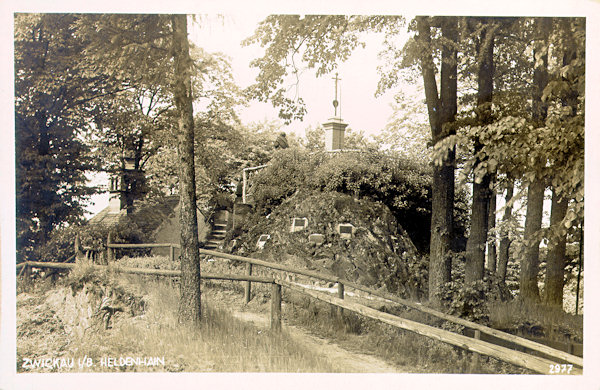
[189,13,408,138]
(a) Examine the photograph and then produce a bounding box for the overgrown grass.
[488,299,583,343]
[283,292,531,374]
[129,279,341,372]
[20,270,342,373]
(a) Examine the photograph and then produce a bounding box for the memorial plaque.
[308,233,325,245]
[290,217,308,232]
[337,223,354,239]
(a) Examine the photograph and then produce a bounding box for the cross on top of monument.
[332,72,341,117]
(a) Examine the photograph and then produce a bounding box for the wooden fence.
[106,234,178,262]
[195,248,583,369]
[18,239,584,375]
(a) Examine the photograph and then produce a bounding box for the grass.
[113,278,342,372]
[17,268,342,373]
[487,299,583,343]
[17,257,581,374]
[283,292,531,374]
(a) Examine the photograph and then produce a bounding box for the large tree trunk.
[544,190,568,306]
[172,14,202,325]
[520,18,550,303]
[465,21,495,284]
[465,174,490,283]
[544,36,578,308]
[521,179,545,302]
[497,180,514,282]
[416,16,457,307]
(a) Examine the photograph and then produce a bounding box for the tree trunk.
[487,181,497,272]
[465,174,490,283]
[543,40,577,308]
[172,14,202,325]
[416,16,457,307]
[544,190,568,307]
[465,21,495,284]
[440,17,458,269]
[521,178,545,302]
[497,180,514,282]
[520,18,550,303]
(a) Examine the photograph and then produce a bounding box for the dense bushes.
[250,148,467,253]
[37,217,150,263]
[250,149,323,211]
[436,253,513,324]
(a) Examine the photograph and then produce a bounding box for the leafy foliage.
[373,89,430,163]
[243,15,402,123]
[249,148,467,253]
[14,14,113,261]
[437,255,513,323]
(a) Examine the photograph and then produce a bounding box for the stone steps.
[203,218,229,250]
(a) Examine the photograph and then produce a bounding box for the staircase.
[203,210,229,250]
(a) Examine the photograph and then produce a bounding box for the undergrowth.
[488,300,583,343]
[18,268,341,373]
[283,292,531,374]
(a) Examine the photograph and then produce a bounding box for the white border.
[2,1,599,389]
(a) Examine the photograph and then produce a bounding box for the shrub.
[250,148,322,212]
[38,216,151,263]
[248,148,469,253]
[436,253,513,325]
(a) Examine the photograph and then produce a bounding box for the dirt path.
[229,308,400,373]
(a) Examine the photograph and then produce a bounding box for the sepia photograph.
[2,1,599,389]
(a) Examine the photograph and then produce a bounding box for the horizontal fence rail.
[28,240,582,372]
[278,280,582,375]
[105,240,179,262]
[107,243,177,249]
[19,261,275,284]
[339,279,584,366]
[197,248,583,368]
[198,248,339,283]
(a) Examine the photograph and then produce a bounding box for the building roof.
[88,207,126,226]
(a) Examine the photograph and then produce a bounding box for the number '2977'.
[549,364,573,374]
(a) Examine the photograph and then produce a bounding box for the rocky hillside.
[230,191,428,299]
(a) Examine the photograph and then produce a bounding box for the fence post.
[337,282,344,318]
[472,330,481,369]
[170,245,175,262]
[244,263,253,303]
[106,232,113,262]
[242,170,247,204]
[271,282,282,332]
[23,263,31,289]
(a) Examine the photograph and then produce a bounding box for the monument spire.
[332,72,341,117]
[324,72,347,151]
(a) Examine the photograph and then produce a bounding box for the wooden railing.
[17,260,281,333]
[279,279,580,375]
[106,234,178,262]
[19,240,583,374]
[195,248,583,368]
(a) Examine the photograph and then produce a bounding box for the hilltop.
[229,190,428,299]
